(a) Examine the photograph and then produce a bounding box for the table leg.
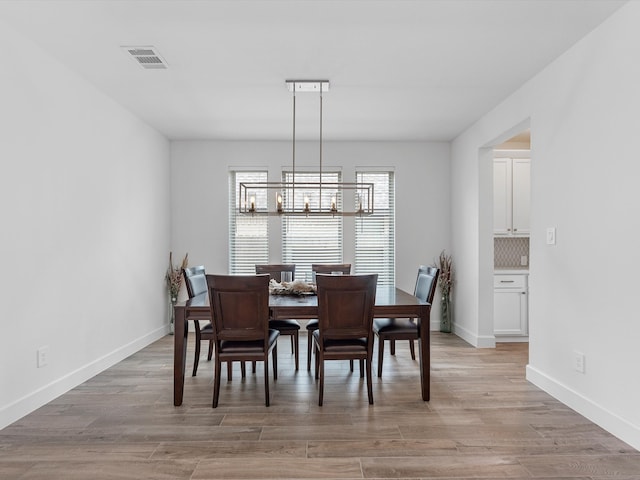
[419,304,431,401]
[173,305,188,406]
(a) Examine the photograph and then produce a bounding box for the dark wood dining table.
[173,287,432,406]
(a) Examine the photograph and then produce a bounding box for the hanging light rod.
[239,79,373,217]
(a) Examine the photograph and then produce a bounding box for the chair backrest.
[183,265,207,298]
[311,263,351,275]
[255,264,296,282]
[206,274,270,344]
[414,265,439,304]
[316,274,377,341]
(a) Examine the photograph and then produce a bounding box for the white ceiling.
[0,0,626,141]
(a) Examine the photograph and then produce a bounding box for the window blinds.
[354,171,395,286]
[228,171,269,274]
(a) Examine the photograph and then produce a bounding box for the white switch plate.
[546,227,556,245]
[520,255,528,266]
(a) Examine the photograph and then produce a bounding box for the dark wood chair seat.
[219,329,279,353]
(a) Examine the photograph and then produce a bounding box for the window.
[228,170,268,274]
[354,171,395,286]
[281,171,343,281]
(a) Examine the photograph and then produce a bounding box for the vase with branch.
[166,252,188,334]
[434,250,453,333]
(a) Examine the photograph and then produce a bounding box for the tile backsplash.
[494,237,530,269]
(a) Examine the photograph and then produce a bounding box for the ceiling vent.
[122,46,168,69]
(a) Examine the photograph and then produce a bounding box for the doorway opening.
[492,129,530,343]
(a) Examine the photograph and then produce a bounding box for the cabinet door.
[493,158,512,235]
[494,289,528,336]
[511,159,530,235]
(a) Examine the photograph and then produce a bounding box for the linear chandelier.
[239,80,374,217]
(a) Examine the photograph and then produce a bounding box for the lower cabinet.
[494,273,528,339]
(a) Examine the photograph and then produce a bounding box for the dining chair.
[206,274,279,407]
[306,263,352,371]
[182,266,215,377]
[313,273,378,406]
[373,265,439,377]
[183,266,245,379]
[255,264,300,370]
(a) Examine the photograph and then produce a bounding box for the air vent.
[122,46,168,69]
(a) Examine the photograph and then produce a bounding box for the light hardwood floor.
[1,332,638,479]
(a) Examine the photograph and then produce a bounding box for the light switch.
[546,227,556,245]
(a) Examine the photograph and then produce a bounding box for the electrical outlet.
[573,351,585,373]
[37,346,49,368]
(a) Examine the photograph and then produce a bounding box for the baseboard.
[495,335,529,343]
[526,364,640,451]
[451,323,496,348]
[0,326,169,430]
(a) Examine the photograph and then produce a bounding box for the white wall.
[0,22,171,429]
[451,2,640,449]
[170,140,450,318]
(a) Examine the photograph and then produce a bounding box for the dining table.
[173,286,432,406]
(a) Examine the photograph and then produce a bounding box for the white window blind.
[281,171,343,281]
[229,171,268,274]
[354,171,395,286]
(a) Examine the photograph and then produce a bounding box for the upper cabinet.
[493,156,530,236]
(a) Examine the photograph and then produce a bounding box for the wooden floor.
[1,332,638,479]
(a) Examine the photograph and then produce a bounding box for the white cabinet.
[493,157,530,236]
[494,273,528,339]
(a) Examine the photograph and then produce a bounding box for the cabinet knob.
[513,228,518,231]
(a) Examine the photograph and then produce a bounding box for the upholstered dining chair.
[313,274,378,406]
[373,265,439,377]
[255,264,300,370]
[206,274,279,407]
[184,266,245,379]
[182,266,214,377]
[306,263,352,371]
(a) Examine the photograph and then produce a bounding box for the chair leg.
[213,357,222,408]
[390,339,396,355]
[307,332,313,371]
[290,334,294,353]
[409,339,416,360]
[366,358,374,405]
[314,342,320,380]
[241,361,246,378]
[318,354,324,406]
[273,343,278,380]
[207,340,214,361]
[377,336,384,377]
[264,355,270,407]
[192,338,201,377]
[359,359,364,378]
[227,362,232,381]
[349,360,354,372]
[294,330,299,371]
[192,321,202,376]
[252,361,256,373]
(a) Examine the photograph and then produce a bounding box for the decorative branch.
[434,250,453,298]
[166,252,189,300]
